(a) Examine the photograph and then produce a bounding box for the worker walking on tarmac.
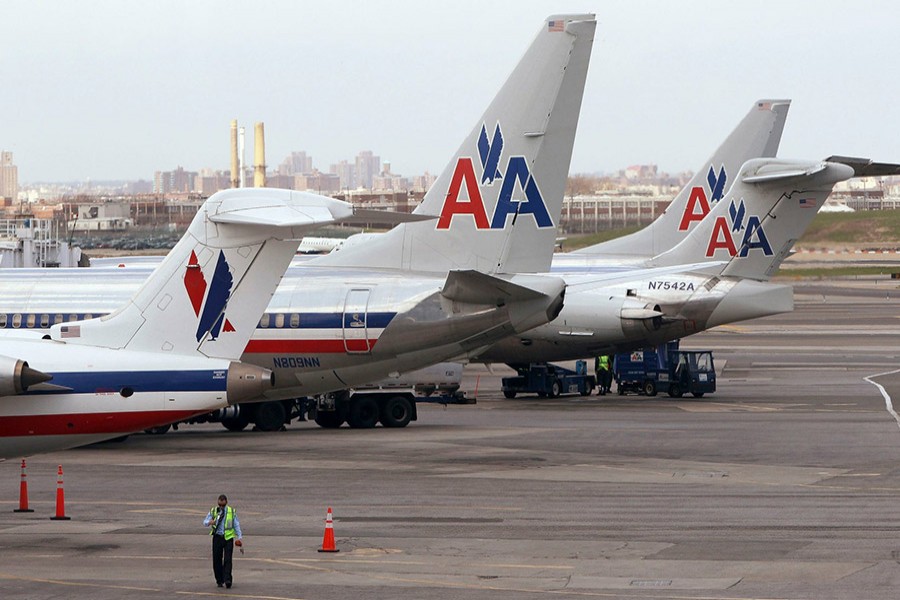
[203,494,243,589]
[595,354,612,395]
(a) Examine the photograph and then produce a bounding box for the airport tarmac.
[2,278,900,599]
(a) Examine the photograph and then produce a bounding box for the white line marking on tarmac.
[863,369,900,431]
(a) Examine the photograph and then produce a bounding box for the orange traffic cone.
[50,465,70,521]
[318,507,339,552]
[13,459,34,513]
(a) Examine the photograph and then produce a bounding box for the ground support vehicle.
[501,361,595,398]
[613,341,716,398]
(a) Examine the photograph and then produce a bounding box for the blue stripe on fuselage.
[26,369,228,395]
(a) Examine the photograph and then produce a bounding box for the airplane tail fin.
[578,99,790,257]
[651,158,855,280]
[50,189,354,360]
[314,14,596,274]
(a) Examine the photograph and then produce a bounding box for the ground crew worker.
[203,494,243,588]
[595,354,612,395]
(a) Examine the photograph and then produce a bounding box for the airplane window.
[26,314,36,328]
[0,314,6,327]
[260,314,270,328]
[275,313,285,328]
[84,313,93,320]
[290,313,300,328]
[68,314,78,322]
[40,314,50,328]
[55,314,63,325]
[12,314,21,328]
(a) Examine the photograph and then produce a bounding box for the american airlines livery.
[0,14,597,443]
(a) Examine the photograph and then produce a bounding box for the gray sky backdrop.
[3,0,899,183]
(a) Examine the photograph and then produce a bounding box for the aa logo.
[437,122,552,230]
[705,199,773,258]
[678,165,728,231]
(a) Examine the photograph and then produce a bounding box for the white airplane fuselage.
[0,258,788,388]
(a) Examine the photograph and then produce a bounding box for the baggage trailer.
[501,361,595,398]
[613,341,716,398]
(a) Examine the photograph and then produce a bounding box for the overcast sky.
[3,0,900,183]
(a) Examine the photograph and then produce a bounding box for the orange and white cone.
[50,465,71,521]
[318,507,339,552]
[13,459,34,513]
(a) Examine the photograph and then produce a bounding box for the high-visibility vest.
[596,355,610,371]
[209,505,237,540]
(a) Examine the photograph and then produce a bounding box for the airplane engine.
[226,362,275,405]
[619,298,665,333]
[0,355,53,397]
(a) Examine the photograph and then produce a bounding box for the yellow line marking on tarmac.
[0,572,160,592]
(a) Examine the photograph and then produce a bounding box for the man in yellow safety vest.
[203,494,243,588]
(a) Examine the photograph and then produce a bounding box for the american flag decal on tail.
[548,20,565,32]
[799,198,817,208]
[60,325,81,339]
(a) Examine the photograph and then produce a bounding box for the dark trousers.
[212,535,234,585]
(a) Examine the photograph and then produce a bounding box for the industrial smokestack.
[253,122,266,188]
[238,126,246,188]
[230,120,239,188]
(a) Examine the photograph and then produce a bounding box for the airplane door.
[343,288,371,354]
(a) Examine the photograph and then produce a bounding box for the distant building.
[278,151,314,176]
[0,152,18,201]
[355,150,381,189]
[295,171,341,193]
[71,203,133,232]
[623,164,658,182]
[154,166,197,194]
[329,160,356,190]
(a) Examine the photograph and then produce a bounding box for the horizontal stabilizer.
[823,155,900,178]
[742,161,827,184]
[342,209,437,226]
[442,270,547,304]
[208,189,353,227]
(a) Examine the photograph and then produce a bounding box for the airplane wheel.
[254,401,286,432]
[643,380,657,397]
[314,411,344,428]
[380,396,413,428]
[222,413,250,431]
[348,397,379,428]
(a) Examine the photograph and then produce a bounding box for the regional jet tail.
[314,14,596,274]
[574,99,791,258]
[0,189,387,458]
[651,157,859,280]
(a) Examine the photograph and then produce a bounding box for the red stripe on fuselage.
[244,339,379,354]
[0,410,206,437]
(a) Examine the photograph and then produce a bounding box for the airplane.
[0,14,597,429]
[0,188,404,458]
[474,156,896,363]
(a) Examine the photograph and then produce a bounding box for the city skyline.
[4,1,900,182]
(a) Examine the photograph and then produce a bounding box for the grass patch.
[802,210,900,244]
[560,226,643,251]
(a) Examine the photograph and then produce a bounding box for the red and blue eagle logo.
[184,250,235,342]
